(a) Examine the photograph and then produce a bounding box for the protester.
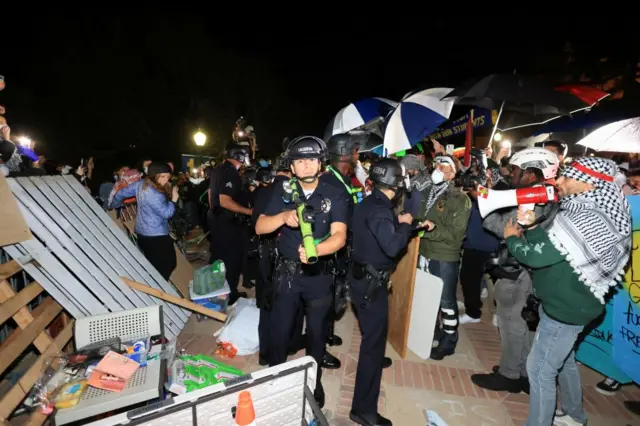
[508,157,631,426]
[110,162,179,280]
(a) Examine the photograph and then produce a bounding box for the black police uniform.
[350,188,412,417]
[208,160,249,302]
[250,175,288,363]
[262,177,349,398]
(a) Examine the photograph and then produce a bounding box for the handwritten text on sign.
[612,195,640,384]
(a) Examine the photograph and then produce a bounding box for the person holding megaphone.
[502,157,631,426]
[472,148,560,395]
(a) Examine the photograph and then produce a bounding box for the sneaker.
[492,314,498,328]
[459,313,481,325]
[553,410,585,425]
[457,300,465,311]
[481,288,488,299]
[595,377,621,396]
[471,371,522,393]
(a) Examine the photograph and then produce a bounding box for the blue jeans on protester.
[427,259,460,349]
[526,307,587,426]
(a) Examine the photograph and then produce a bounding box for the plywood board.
[170,246,193,298]
[0,174,32,246]
[387,236,420,359]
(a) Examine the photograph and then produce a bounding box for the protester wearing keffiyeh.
[548,157,631,303]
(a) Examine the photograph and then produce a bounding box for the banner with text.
[575,195,639,384]
[613,195,640,383]
[428,108,494,140]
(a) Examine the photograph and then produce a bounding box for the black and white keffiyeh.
[424,182,450,214]
[547,157,631,303]
[400,154,431,192]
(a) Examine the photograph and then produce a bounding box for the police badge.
[321,198,332,213]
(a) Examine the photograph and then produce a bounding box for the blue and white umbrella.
[324,97,397,141]
[383,88,455,156]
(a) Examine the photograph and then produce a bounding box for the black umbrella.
[443,74,589,116]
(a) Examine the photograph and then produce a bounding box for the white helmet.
[509,147,559,180]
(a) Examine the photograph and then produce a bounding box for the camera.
[458,148,487,189]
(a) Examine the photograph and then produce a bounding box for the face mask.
[431,168,445,185]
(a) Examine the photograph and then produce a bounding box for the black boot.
[382,357,392,369]
[259,353,269,366]
[624,401,640,416]
[314,384,325,409]
[471,371,523,393]
[327,334,343,346]
[349,410,392,426]
[322,351,341,369]
[430,333,457,360]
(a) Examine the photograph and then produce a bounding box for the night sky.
[3,13,638,173]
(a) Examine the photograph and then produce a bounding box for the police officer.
[349,158,433,426]
[256,136,349,408]
[208,143,252,304]
[249,166,278,366]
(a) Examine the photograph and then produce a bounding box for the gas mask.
[431,168,445,185]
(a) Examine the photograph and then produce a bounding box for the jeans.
[526,307,586,426]
[423,257,460,348]
[496,271,533,380]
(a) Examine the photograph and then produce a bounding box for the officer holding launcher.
[255,136,349,408]
[349,158,433,426]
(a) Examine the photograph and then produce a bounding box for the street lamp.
[17,136,33,150]
[193,131,207,147]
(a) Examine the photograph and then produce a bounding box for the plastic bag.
[192,260,226,296]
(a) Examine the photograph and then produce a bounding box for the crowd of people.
[3,71,639,425]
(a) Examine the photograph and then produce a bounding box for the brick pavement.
[179,306,640,426]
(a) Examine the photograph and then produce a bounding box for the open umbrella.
[576,117,640,153]
[444,74,589,115]
[324,97,397,141]
[383,88,454,156]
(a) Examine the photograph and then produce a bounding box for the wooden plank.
[0,260,22,281]
[0,281,44,325]
[121,277,227,322]
[0,281,52,352]
[0,320,73,421]
[387,237,420,359]
[170,245,193,298]
[0,298,61,375]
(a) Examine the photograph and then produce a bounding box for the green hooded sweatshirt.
[506,226,604,325]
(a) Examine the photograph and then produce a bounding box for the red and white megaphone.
[477,185,557,219]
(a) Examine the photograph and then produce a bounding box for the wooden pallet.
[0,260,74,425]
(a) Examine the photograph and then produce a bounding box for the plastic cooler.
[85,356,328,426]
[189,280,231,319]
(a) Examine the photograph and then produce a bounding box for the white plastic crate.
[85,356,328,426]
[54,306,165,425]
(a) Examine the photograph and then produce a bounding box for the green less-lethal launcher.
[297,202,318,264]
[289,178,318,264]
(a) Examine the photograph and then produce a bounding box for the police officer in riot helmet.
[316,132,363,359]
[256,136,349,408]
[349,158,434,426]
[208,143,252,304]
[250,166,276,366]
